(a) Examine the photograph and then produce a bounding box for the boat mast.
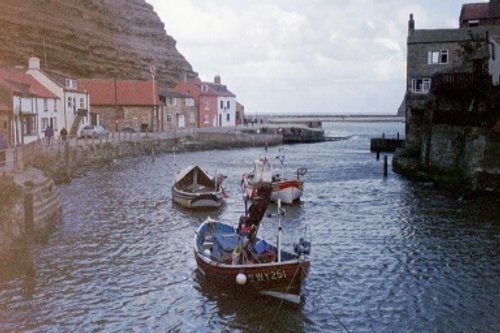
[276,198,284,262]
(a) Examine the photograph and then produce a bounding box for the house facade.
[79,79,160,133]
[405,9,500,151]
[460,0,500,27]
[26,57,91,136]
[489,36,500,85]
[160,89,197,130]
[175,75,236,128]
[0,68,59,145]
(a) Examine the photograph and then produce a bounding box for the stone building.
[79,79,160,133]
[159,89,197,130]
[397,0,500,192]
[405,10,500,152]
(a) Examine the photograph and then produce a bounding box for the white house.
[213,75,236,127]
[489,36,500,86]
[26,57,92,136]
[0,68,60,145]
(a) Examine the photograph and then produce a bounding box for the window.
[79,98,84,109]
[41,117,49,130]
[227,101,230,109]
[43,99,48,111]
[167,97,175,106]
[67,97,72,108]
[188,112,195,123]
[220,100,224,109]
[204,115,209,124]
[428,50,448,64]
[226,114,230,122]
[185,98,194,106]
[167,114,172,123]
[201,85,208,92]
[65,79,77,89]
[411,78,431,93]
[204,101,209,110]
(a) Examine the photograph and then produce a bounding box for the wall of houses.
[216,96,236,127]
[198,96,218,128]
[163,100,197,130]
[92,105,156,133]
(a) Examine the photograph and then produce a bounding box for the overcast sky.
[146,0,484,115]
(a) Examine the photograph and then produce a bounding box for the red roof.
[175,79,235,98]
[0,68,58,98]
[79,79,160,106]
[460,2,499,21]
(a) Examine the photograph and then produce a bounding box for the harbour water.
[0,122,499,332]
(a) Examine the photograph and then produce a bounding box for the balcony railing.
[432,72,489,95]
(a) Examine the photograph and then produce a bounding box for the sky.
[146,0,486,115]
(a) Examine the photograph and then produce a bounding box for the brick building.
[175,76,236,128]
[79,79,160,133]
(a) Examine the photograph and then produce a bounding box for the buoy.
[236,273,247,285]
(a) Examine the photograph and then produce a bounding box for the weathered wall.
[422,124,500,191]
[0,168,62,264]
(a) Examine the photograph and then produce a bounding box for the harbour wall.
[394,124,500,193]
[0,131,281,263]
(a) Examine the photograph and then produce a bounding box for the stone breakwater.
[0,131,281,264]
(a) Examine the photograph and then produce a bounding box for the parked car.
[80,125,109,139]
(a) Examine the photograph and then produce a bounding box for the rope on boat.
[265,263,352,333]
[308,282,352,333]
[262,263,303,332]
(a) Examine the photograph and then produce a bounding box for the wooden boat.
[193,183,311,304]
[172,165,226,209]
[242,153,307,204]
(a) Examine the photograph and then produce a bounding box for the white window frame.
[428,50,449,64]
[411,78,431,94]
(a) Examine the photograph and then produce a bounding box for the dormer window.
[201,85,208,92]
[65,79,77,89]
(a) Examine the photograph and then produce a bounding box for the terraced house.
[175,75,238,128]
[26,57,92,137]
[79,79,160,133]
[0,68,59,146]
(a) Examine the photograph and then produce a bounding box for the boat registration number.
[255,270,287,282]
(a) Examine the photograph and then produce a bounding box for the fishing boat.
[242,150,307,204]
[193,183,311,304]
[172,165,226,209]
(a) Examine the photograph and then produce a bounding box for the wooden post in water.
[383,155,388,177]
[376,151,380,160]
[24,192,34,240]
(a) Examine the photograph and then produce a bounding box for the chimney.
[214,74,221,84]
[29,57,40,70]
[408,14,415,36]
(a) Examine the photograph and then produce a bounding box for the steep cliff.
[0,0,196,87]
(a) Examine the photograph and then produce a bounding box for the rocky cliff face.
[0,0,196,87]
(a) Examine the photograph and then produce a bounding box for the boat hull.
[195,251,309,298]
[172,188,223,209]
[270,180,303,204]
[194,219,310,303]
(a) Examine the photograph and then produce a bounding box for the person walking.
[45,125,53,146]
[60,127,68,146]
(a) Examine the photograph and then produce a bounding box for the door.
[179,114,185,128]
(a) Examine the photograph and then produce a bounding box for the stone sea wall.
[0,132,282,263]
[395,124,500,192]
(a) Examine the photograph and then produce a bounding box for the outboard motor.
[294,238,311,256]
